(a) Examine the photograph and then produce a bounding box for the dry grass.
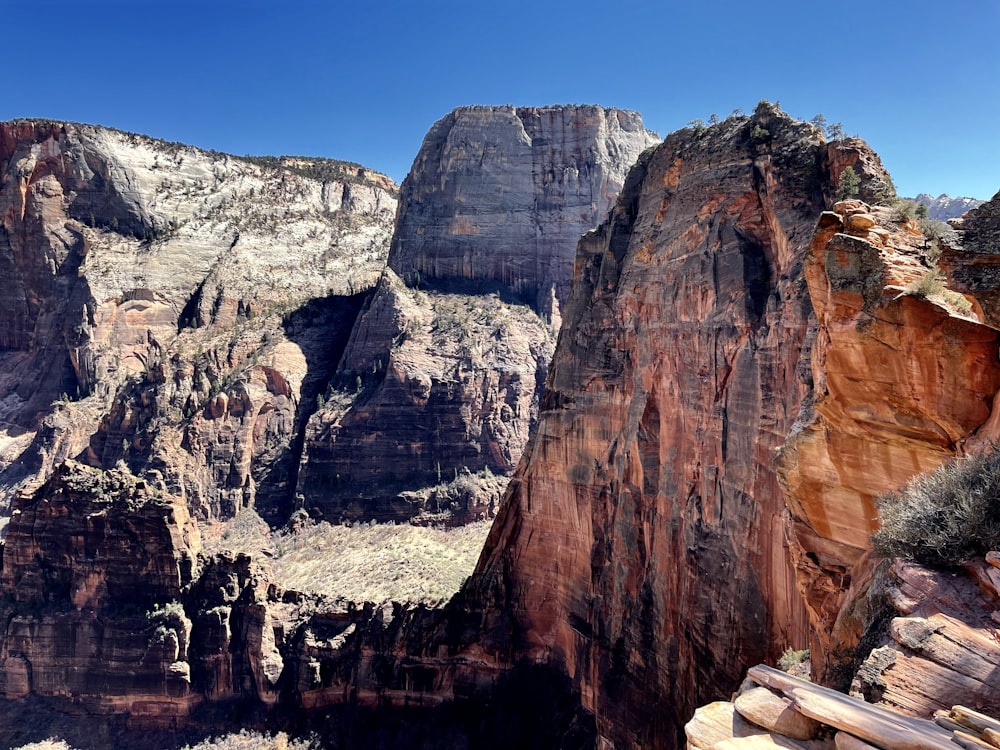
[270,519,491,605]
[872,449,1000,566]
[181,730,315,750]
[204,509,492,605]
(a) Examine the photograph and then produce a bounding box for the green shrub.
[904,269,945,299]
[836,166,860,199]
[872,449,1000,566]
[891,200,919,222]
[777,648,810,672]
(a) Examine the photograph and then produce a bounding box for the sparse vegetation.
[181,730,316,750]
[270,517,491,605]
[872,448,1000,567]
[891,199,919,222]
[904,269,945,299]
[904,268,973,315]
[777,648,810,672]
[204,508,491,605]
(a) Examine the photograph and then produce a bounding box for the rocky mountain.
[463,104,1000,747]
[0,108,660,743]
[0,120,397,524]
[913,192,984,220]
[3,106,1000,750]
[295,105,659,523]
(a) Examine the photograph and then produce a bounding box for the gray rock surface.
[295,105,659,523]
[388,105,659,319]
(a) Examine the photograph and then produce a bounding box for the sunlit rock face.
[295,105,660,524]
[468,104,852,748]
[0,119,396,519]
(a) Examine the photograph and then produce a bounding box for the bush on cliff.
[872,449,1000,566]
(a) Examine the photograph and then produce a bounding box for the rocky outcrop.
[850,557,1000,717]
[295,105,659,523]
[0,120,397,520]
[0,462,199,724]
[940,190,1000,329]
[777,196,1000,680]
[460,103,882,748]
[685,663,1000,750]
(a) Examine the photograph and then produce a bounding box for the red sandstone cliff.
[466,103,942,748]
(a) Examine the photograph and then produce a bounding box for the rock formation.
[2,106,1000,750]
[0,120,397,520]
[295,105,659,523]
[464,104,1000,748]
[463,103,854,747]
[913,192,984,221]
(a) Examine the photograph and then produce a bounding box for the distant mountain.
[913,192,984,220]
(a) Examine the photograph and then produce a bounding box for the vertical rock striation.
[467,104,896,747]
[296,105,659,523]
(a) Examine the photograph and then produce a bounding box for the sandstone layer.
[777,196,1000,681]
[295,105,659,523]
[0,120,397,521]
[466,103,883,748]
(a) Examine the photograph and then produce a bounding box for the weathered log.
[787,687,957,750]
[952,707,1000,736]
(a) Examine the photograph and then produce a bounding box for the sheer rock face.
[0,120,396,518]
[778,199,1000,681]
[468,106,854,748]
[296,105,658,523]
[387,105,659,317]
[0,462,199,722]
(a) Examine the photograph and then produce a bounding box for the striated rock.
[940,190,1000,329]
[0,119,397,520]
[387,105,659,317]
[0,461,199,725]
[466,102,870,748]
[777,196,1000,680]
[850,560,1000,717]
[735,687,822,740]
[296,105,658,523]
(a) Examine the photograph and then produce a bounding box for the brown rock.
[834,732,881,750]
[777,196,1000,678]
[844,213,876,231]
[735,686,822,740]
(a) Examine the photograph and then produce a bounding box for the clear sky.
[4,0,998,199]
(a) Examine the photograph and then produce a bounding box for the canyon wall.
[466,103,950,748]
[295,106,659,523]
[0,120,397,520]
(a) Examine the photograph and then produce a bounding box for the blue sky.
[4,0,998,199]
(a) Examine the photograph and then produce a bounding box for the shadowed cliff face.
[468,104,890,747]
[295,105,660,523]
